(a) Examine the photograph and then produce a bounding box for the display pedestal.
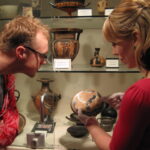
[32,121,56,133]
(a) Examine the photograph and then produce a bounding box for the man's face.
[23,31,49,77]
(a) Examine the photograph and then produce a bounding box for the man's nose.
[112,48,119,56]
[40,58,47,65]
[42,59,47,64]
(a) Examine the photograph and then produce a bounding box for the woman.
[78,0,150,149]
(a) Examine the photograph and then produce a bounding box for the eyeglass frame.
[23,45,47,59]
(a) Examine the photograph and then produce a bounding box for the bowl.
[49,0,86,16]
[66,113,83,125]
[67,125,88,138]
[18,113,26,134]
[71,89,102,116]
[101,107,117,118]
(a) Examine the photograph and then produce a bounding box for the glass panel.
[0,16,106,29]
[10,113,55,149]
[0,17,107,30]
[41,16,106,29]
[39,64,139,73]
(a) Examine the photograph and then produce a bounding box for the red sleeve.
[110,84,150,150]
[0,109,19,147]
[0,74,19,147]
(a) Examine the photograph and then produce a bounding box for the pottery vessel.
[66,112,83,125]
[97,0,108,14]
[32,78,61,117]
[14,90,26,134]
[18,113,26,134]
[70,89,106,116]
[90,48,106,67]
[67,125,88,138]
[50,28,83,61]
[99,106,117,132]
[49,0,89,16]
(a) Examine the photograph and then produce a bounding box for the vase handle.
[15,89,20,102]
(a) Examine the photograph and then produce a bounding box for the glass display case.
[0,0,140,149]
[10,113,55,149]
[39,64,139,73]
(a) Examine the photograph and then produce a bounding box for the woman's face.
[111,39,137,68]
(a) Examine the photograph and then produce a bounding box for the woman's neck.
[145,71,150,78]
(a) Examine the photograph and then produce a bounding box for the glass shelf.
[41,16,106,29]
[38,64,139,73]
[0,16,107,29]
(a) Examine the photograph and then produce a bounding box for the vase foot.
[32,121,56,133]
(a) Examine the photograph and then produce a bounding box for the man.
[0,16,49,77]
[0,16,50,147]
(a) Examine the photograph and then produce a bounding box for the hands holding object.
[102,92,124,110]
[70,90,124,126]
[71,89,102,116]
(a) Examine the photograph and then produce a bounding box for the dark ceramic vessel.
[50,28,83,61]
[49,0,88,15]
[32,78,61,117]
[67,125,88,138]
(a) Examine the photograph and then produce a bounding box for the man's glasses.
[24,46,47,59]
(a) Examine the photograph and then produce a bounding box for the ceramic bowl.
[18,113,26,134]
[67,125,88,138]
[71,89,102,116]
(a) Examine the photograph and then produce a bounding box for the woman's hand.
[77,109,98,126]
[102,92,124,110]
[77,109,91,125]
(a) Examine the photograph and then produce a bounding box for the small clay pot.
[66,113,83,125]
[67,125,88,138]
[18,113,26,134]
[101,107,117,118]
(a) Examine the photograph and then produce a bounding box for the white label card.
[53,59,71,70]
[105,9,114,16]
[106,59,119,68]
[77,9,92,16]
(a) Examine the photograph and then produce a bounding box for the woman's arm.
[78,110,111,150]
[86,118,111,150]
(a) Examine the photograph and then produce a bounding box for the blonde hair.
[103,0,150,71]
[0,16,50,52]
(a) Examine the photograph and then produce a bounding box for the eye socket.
[112,42,117,46]
[23,46,47,59]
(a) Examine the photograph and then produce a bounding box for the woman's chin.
[127,63,137,68]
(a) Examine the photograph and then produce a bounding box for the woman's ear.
[132,30,141,47]
[15,46,27,59]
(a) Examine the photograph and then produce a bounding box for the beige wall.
[0,3,142,120]
[0,0,142,124]
[15,29,142,121]
[15,72,142,120]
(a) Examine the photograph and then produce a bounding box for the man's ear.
[15,46,27,59]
